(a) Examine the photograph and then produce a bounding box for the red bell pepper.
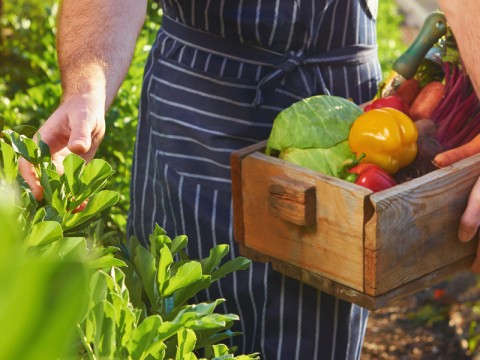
[364,95,409,116]
[348,163,397,192]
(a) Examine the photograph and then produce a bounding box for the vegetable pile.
[266,11,480,192]
[265,96,410,193]
[382,26,480,172]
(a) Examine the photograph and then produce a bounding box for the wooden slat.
[240,151,370,291]
[364,154,480,296]
[238,244,475,310]
[230,140,268,245]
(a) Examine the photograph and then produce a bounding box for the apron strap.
[161,16,377,106]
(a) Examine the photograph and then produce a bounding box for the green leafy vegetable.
[266,95,363,177]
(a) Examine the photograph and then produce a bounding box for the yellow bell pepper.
[348,107,418,174]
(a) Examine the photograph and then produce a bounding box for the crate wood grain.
[231,140,479,310]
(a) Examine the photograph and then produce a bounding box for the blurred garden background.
[1,0,479,359]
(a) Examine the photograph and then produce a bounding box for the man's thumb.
[68,125,92,154]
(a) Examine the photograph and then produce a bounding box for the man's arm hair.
[57,0,148,109]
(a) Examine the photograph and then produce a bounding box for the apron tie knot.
[253,50,307,106]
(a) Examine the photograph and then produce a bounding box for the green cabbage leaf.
[266,95,363,177]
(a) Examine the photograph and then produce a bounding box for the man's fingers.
[458,212,480,242]
[459,177,480,242]
[471,239,480,273]
[18,158,44,201]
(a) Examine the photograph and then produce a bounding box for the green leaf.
[187,313,239,331]
[176,328,197,360]
[24,221,63,247]
[266,95,363,153]
[0,142,18,184]
[63,190,119,231]
[201,244,230,275]
[38,139,51,160]
[87,300,117,358]
[127,315,166,360]
[62,153,85,196]
[170,235,188,257]
[181,300,222,318]
[89,271,110,308]
[157,245,174,295]
[133,246,159,308]
[163,261,202,297]
[73,158,115,207]
[150,233,172,261]
[86,246,126,269]
[11,124,37,138]
[4,130,42,165]
[0,186,21,259]
[19,190,38,233]
[43,205,63,223]
[0,113,4,132]
[0,260,88,360]
[281,140,355,177]
[211,257,251,282]
[121,261,145,311]
[195,329,241,350]
[173,275,212,308]
[39,168,61,205]
[30,237,87,262]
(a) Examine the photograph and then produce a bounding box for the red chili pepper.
[364,95,410,116]
[348,163,397,192]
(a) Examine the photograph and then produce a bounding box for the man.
[19,0,479,358]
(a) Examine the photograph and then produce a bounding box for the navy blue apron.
[128,1,381,358]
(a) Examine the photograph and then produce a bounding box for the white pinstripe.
[294,283,304,360]
[276,275,286,360]
[152,131,236,153]
[149,113,263,143]
[331,298,339,360]
[163,162,178,235]
[268,0,281,48]
[148,96,271,128]
[237,0,245,44]
[313,291,321,359]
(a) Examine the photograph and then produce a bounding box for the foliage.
[0,119,257,359]
[376,1,408,81]
[0,0,162,239]
[2,0,478,356]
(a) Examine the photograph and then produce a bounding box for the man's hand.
[19,92,105,200]
[438,0,480,272]
[458,177,480,272]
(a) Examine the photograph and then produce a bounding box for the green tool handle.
[393,11,447,79]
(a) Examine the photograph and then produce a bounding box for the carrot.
[433,133,480,167]
[394,78,421,107]
[409,81,445,121]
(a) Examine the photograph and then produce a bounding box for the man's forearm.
[57,0,147,109]
[438,0,480,96]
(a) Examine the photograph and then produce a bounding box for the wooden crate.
[231,140,479,310]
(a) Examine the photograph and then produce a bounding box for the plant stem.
[76,324,97,360]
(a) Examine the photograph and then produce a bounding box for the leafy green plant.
[0,119,258,359]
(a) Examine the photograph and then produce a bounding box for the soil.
[361,271,480,360]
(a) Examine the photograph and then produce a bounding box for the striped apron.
[128,1,381,359]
